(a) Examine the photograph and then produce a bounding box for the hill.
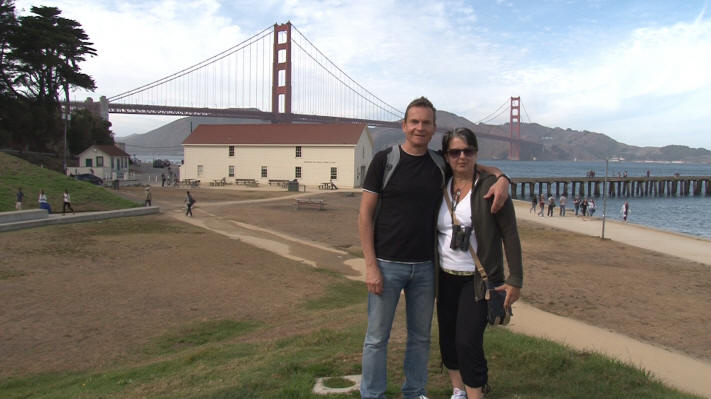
[0,152,138,212]
[116,112,711,163]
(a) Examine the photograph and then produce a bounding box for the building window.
[228,165,235,177]
[295,166,302,178]
[85,158,92,167]
[330,167,337,180]
[261,166,268,178]
[96,156,104,167]
[229,146,235,156]
[295,146,302,158]
[197,165,203,177]
[111,158,115,169]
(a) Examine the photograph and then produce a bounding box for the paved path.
[162,193,710,398]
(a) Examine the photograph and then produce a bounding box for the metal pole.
[602,159,608,239]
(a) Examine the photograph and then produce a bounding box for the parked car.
[75,173,103,185]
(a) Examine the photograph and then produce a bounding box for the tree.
[67,108,113,154]
[0,4,96,152]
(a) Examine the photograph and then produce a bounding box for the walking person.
[559,194,567,216]
[573,196,581,216]
[621,201,630,222]
[144,186,152,206]
[358,97,510,399]
[547,194,555,217]
[185,191,195,217]
[587,198,596,217]
[62,189,74,215]
[529,196,537,213]
[436,128,523,399]
[38,189,51,213]
[580,198,588,218]
[537,194,545,216]
[161,173,166,187]
[15,187,24,210]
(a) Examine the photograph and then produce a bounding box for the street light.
[602,158,609,239]
[62,109,70,174]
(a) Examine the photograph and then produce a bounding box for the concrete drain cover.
[312,374,361,395]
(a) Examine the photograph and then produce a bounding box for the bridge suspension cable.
[106,22,403,123]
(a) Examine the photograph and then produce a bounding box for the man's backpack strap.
[427,149,446,188]
[381,144,400,191]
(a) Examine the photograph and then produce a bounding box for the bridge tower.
[272,22,292,118]
[509,96,521,160]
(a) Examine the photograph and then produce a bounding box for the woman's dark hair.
[442,127,478,153]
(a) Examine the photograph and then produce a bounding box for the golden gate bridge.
[77,22,532,160]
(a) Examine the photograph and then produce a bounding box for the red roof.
[92,145,130,157]
[182,123,368,145]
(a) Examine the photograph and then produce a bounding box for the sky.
[13,0,711,149]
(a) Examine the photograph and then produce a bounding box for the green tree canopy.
[0,2,102,154]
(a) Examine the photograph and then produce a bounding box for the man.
[547,194,555,217]
[559,193,567,216]
[358,97,509,399]
[15,187,24,210]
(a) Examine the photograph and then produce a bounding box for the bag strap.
[442,185,491,295]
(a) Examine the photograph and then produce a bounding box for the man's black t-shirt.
[362,146,443,262]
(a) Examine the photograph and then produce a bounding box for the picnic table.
[235,178,259,187]
[269,179,290,188]
[182,179,200,188]
[210,178,227,187]
[318,181,338,190]
[295,198,327,210]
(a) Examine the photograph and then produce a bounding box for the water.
[484,160,711,239]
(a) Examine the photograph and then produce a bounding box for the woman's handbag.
[443,186,512,326]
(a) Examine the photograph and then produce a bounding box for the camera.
[450,224,473,251]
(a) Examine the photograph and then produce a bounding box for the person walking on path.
[38,190,51,213]
[580,198,588,218]
[436,128,523,399]
[559,194,567,216]
[529,196,537,213]
[15,187,24,210]
[587,198,596,217]
[621,201,630,222]
[573,196,581,216]
[185,191,195,217]
[62,189,74,215]
[161,173,166,187]
[537,194,545,217]
[144,186,152,206]
[358,97,510,399]
[547,195,555,217]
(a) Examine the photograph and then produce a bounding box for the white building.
[69,144,131,181]
[181,123,373,188]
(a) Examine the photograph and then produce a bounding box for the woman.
[62,189,75,215]
[436,128,523,399]
[38,189,51,213]
[621,200,630,222]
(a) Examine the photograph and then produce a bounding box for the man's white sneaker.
[451,387,468,399]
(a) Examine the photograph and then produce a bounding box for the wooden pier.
[510,176,711,198]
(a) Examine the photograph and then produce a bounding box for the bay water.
[485,160,711,239]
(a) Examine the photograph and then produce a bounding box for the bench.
[269,179,289,187]
[210,178,227,187]
[235,178,259,187]
[182,179,200,188]
[295,199,327,210]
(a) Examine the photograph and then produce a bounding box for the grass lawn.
[0,152,138,212]
[0,216,701,398]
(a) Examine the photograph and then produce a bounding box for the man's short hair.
[404,96,436,125]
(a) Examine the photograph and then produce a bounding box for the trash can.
[112,179,120,190]
[287,179,299,192]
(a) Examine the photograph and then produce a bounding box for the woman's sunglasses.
[446,148,476,158]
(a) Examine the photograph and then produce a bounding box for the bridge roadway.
[511,175,711,198]
[71,100,539,147]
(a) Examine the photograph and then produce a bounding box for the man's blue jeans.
[361,259,435,399]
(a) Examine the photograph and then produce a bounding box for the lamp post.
[62,109,70,173]
[602,158,609,239]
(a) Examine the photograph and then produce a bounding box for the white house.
[181,123,373,188]
[69,144,131,181]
